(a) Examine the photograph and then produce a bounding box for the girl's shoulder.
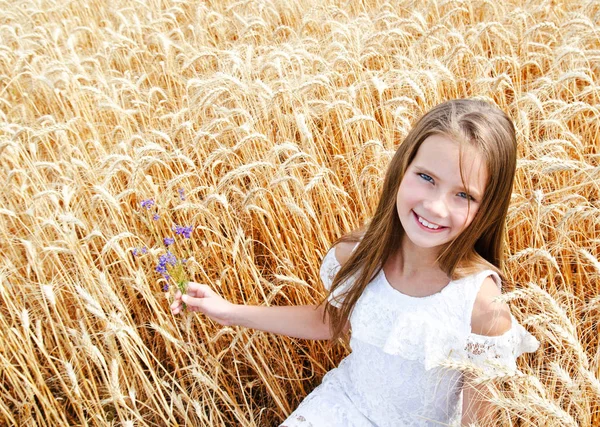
[469,273,512,337]
[453,268,513,338]
[325,231,365,268]
[332,240,360,267]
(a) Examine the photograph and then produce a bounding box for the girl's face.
[396,134,488,252]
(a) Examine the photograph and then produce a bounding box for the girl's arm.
[461,277,513,425]
[232,303,335,340]
[461,374,494,425]
[171,283,346,340]
[171,242,355,340]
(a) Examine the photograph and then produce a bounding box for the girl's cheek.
[454,208,472,229]
[464,208,479,227]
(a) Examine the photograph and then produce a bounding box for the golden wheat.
[1,0,599,425]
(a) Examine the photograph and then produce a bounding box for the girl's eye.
[418,173,434,183]
[458,192,475,202]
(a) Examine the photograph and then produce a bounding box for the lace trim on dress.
[349,271,475,370]
[464,318,540,375]
[319,249,540,373]
[377,307,468,370]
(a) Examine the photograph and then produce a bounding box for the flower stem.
[178,280,188,310]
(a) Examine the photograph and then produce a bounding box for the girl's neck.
[392,238,447,280]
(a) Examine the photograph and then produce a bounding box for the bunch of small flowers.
[133,189,194,296]
[155,251,176,281]
[132,247,148,257]
[155,242,190,294]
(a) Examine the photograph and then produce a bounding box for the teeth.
[417,215,441,229]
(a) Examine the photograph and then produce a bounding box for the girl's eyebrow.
[415,165,483,199]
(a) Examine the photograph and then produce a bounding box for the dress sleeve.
[462,271,540,376]
[464,316,539,375]
[319,243,359,308]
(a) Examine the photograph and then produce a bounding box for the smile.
[413,212,447,231]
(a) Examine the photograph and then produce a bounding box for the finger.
[186,282,206,292]
[186,282,212,297]
[181,294,206,310]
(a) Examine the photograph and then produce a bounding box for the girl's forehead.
[411,135,488,191]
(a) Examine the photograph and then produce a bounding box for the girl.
[170,99,540,426]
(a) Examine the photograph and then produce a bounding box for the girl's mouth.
[413,211,447,232]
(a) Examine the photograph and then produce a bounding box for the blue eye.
[419,173,434,183]
[458,192,475,201]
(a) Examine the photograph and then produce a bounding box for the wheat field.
[0,0,599,425]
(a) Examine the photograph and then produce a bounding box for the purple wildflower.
[153,213,160,221]
[155,251,176,276]
[181,258,187,264]
[162,283,169,292]
[174,224,193,239]
[133,248,139,257]
[178,188,185,201]
[163,237,175,246]
[140,199,155,209]
[158,251,177,267]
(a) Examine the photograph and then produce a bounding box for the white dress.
[281,246,540,427]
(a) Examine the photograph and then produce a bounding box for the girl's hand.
[170,282,237,326]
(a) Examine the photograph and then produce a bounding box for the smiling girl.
[171,99,539,426]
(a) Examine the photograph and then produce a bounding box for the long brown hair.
[323,99,517,342]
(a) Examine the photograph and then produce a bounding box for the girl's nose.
[423,197,449,219]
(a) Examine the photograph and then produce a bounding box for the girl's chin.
[404,238,446,250]
[399,224,454,249]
